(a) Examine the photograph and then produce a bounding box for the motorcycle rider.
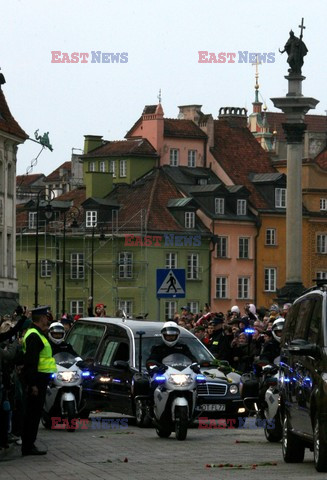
[259,317,284,364]
[48,322,79,357]
[147,321,197,365]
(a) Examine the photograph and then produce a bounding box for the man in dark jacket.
[259,330,280,364]
[21,306,56,456]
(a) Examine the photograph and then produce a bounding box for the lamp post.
[62,206,80,315]
[34,189,54,307]
[89,225,106,316]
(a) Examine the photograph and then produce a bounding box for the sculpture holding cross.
[279,18,308,75]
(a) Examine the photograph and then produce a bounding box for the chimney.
[84,135,103,154]
[218,107,248,128]
[178,105,202,123]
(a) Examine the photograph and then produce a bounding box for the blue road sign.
[156,269,186,298]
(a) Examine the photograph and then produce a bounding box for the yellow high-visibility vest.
[23,328,57,374]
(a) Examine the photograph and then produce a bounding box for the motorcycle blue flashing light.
[196,374,206,383]
[51,373,56,379]
[244,328,255,334]
[82,371,91,377]
[154,375,166,384]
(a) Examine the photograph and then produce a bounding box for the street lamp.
[62,206,80,315]
[89,225,106,316]
[34,189,55,307]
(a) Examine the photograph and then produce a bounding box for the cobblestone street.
[0,415,320,480]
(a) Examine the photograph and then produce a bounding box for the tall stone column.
[271,75,319,303]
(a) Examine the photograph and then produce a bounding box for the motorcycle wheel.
[264,410,282,442]
[135,399,151,428]
[64,401,76,433]
[175,406,188,441]
[155,426,172,438]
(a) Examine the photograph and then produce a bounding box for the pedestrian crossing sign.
[156,269,186,298]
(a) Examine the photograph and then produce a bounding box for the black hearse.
[66,317,244,426]
[279,281,327,472]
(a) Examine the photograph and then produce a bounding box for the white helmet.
[48,322,65,345]
[272,317,284,343]
[161,321,180,347]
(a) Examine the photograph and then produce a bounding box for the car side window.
[99,339,130,367]
[307,296,323,345]
[283,302,300,345]
[293,298,316,340]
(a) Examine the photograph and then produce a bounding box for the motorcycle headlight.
[229,384,238,395]
[168,374,193,386]
[57,371,79,382]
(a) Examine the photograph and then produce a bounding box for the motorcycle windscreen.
[54,352,77,367]
[162,353,192,371]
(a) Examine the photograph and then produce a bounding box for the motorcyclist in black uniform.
[147,322,197,365]
[48,322,79,357]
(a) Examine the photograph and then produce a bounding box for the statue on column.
[279,19,308,75]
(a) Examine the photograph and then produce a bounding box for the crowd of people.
[171,302,291,373]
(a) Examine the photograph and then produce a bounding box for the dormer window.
[185,211,195,229]
[275,188,286,208]
[170,149,179,167]
[86,210,97,228]
[89,161,96,172]
[237,199,247,215]
[198,178,208,185]
[215,198,225,215]
[99,161,106,172]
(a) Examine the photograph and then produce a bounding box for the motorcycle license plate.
[201,404,226,412]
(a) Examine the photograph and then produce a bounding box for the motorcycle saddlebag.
[240,372,259,399]
[132,372,150,397]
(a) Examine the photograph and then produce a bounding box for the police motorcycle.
[240,318,284,442]
[147,353,205,440]
[42,323,85,432]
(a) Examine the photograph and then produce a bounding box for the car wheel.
[135,399,151,428]
[282,415,305,463]
[313,415,327,472]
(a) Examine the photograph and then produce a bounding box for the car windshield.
[66,322,106,360]
[134,336,214,368]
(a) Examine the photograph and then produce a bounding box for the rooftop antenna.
[157,88,162,104]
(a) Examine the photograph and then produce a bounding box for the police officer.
[21,306,56,456]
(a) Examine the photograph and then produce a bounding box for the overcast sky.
[2,0,326,176]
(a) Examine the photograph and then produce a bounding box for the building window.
[118,300,133,316]
[28,212,37,229]
[187,301,199,314]
[185,212,195,229]
[216,236,228,258]
[239,237,249,259]
[237,199,247,215]
[264,267,276,291]
[215,198,225,215]
[165,252,177,269]
[40,260,52,278]
[188,150,196,167]
[275,188,286,208]
[266,228,276,245]
[170,149,179,166]
[118,252,133,278]
[198,178,208,185]
[317,234,327,254]
[216,277,227,299]
[99,161,106,172]
[187,253,199,280]
[70,300,84,315]
[86,210,97,228]
[109,160,116,177]
[165,301,177,320]
[317,271,327,280]
[89,162,96,172]
[320,198,327,211]
[238,277,250,299]
[119,160,127,177]
[71,253,84,280]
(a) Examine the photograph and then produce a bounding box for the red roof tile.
[266,112,327,141]
[164,119,207,139]
[44,162,71,182]
[211,120,276,209]
[0,88,28,140]
[84,138,158,158]
[16,174,45,187]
